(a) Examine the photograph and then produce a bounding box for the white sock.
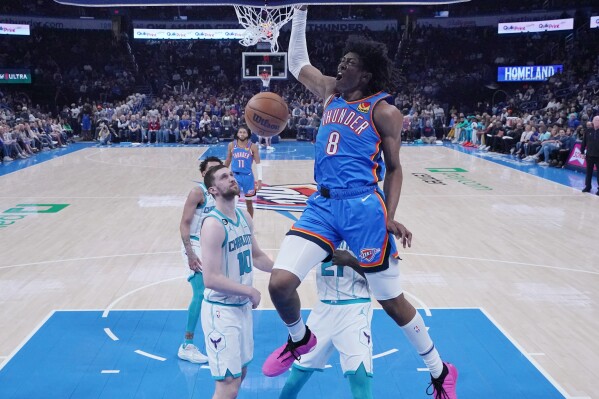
[401,312,444,378]
[286,317,306,342]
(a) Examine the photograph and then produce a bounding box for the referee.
[581,115,599,194]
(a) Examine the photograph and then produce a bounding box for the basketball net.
[259,71,271,91]
[233,3,297,53]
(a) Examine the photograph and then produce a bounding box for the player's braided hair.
[343,36,392,94]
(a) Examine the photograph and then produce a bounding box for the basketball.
[244,92,288,137]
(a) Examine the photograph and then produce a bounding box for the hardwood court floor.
[0,143,597,398]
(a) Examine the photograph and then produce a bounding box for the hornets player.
[280,243,374,399]
[177,156,223,364]
[225,126,262,218]
[200,165,273,399]
[264,6,458,399]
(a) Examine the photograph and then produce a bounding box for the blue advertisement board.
[497,65,563,82]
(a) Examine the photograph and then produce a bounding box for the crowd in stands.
[1,3,599,171]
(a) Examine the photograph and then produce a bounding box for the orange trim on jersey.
[289,226,336,253]
[360,190,389,267]
[343,91,385,104]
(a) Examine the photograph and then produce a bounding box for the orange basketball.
[244,92,288,137]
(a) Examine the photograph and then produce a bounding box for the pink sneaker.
[262,327,317,377]
[428,362,458,399]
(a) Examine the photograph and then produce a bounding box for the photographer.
[97,120,112,145]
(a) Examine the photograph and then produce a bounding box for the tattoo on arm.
[182,237,194,257]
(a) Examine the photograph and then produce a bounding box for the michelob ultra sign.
[0,69,32,84]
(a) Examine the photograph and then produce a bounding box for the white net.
[234,4,297,53]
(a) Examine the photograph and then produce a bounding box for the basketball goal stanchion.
[233,2,298,53]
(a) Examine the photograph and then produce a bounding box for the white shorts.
[201,301,253,380]
[274,236,403,301]
[294,301,373,376]
[181,238,201,280]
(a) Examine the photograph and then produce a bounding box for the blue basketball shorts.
[233,173,256,197]
[288,189,399,273]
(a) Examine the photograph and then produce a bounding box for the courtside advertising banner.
[0,23,30,36]
[0,69,32,84]
[567,143,597,172]
[498,18,573,34]
[591,16,599,29]
[497,65,563,82]
[133,28,244,40]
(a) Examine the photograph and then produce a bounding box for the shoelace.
[426,378,450,399]
[277,339,301,362]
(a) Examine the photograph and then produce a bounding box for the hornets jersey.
[231,141,254,175]
[315,92,391,189]
[189,182,216,237]
[316,242,371,302]
[203,208,253,305]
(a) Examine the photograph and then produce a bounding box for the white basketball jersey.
[316,242,371,302]
[189,182,216,237]
[203,208,253,306]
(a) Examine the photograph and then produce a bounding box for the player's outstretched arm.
[288,6,336,100]
[332,249,365,277]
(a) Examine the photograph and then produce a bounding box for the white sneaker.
[3,156,13,162]
[178,344,208,364]
[538,161,549,166]
[266,146,275,151]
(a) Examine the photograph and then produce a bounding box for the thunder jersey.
[203,208,253,306]
[317,242,371,303]
[189,182,216,238]
[315,92,391,189]
[231,140,254,175]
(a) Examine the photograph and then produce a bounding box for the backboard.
[54,1,471,6]
[242,52,287,80]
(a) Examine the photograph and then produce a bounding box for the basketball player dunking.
[225,127,262,218]
[200,165,273,399]
[263,6,458,399]
[279,243,374,399]
[177,156,223,364]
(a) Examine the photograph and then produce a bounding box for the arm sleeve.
[288,9,311,79]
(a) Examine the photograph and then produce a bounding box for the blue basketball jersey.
[315,92,391,189]
[231,140,254,175]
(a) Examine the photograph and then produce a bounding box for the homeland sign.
[498,18,573,34]
[0,69,32,84]
[498,65,563,82]
[0,23,30,36]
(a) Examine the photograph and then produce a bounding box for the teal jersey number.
[237,250,252,276]
[321,261,344,278]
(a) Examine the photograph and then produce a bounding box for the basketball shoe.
[263,326,317,377]
[177,343,208,364]
[427,362,458,399]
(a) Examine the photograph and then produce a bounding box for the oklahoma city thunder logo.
[357,102,371,113]
[360,248,381,262]
[253,184,317,211]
